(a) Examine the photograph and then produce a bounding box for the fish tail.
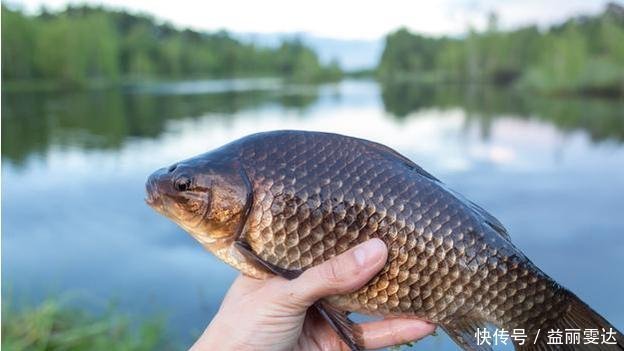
[516,290,624,350]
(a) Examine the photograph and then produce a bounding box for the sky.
[8,0,616,40]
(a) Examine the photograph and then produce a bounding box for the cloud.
[11,0,614,39]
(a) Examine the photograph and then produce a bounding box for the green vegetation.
[1,83,319,164]
[1,4,342,87]
[2,298,169,351]
[381,81,624,142]
[378,3,624,96]
[3,78,622,167]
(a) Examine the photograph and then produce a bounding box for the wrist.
[191,319,227,350]
[191,316,254,351]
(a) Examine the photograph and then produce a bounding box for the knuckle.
[389,320,411,345]
[318,259,344,287]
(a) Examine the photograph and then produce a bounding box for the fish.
[145,130,623,351]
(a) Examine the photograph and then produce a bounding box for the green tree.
[2,5,37,79]
[1,4,341,87]
[377,3,624,96]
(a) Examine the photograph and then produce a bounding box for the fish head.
[145,153,250,248]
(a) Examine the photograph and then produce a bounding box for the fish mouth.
[145,175,165,212]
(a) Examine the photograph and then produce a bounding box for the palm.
[222,275,432,351]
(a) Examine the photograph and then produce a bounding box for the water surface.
[2,79,623,349]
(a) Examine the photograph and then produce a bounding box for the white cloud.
[9,0,615,39]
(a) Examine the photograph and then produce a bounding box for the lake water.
[2,79,624,350]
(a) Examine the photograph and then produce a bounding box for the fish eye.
[174,176,191,192]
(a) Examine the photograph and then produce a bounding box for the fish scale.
[238,132,548,325]
[146,130,623,350]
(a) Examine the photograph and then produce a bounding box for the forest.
[3,3,624,96]
[378,3,624,96]
[1,4,342,86]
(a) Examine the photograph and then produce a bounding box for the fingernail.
[354,238,386,267]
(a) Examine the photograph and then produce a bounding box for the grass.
[2,298,171,351]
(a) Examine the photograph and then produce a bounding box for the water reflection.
[3,79,624,168]
[2,79,623,350]
[381,81,624,143]
[1,80,319,165]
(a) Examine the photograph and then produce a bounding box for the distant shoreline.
[3,76,622,100]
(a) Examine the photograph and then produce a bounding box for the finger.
[283,238,388,308]
[358,317,436,350]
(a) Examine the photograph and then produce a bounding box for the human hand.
[191,239,436,351]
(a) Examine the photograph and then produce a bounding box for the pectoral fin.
[233,240,302,279]
[233,240,363,350]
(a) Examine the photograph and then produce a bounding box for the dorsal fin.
[357,137,510,241]
[466,200,510,240]
[357,138,440,182]
[446,187,511,241]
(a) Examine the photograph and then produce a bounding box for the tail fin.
[517,291,624,350]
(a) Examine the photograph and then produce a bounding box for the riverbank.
[2,297,171,351]
[1,74,343,93]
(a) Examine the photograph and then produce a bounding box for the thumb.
[283,238,388,309]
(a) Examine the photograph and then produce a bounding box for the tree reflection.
[1,85,319,165]
[381,81,624,143]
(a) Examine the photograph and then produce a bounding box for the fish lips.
[145,168,170,213]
